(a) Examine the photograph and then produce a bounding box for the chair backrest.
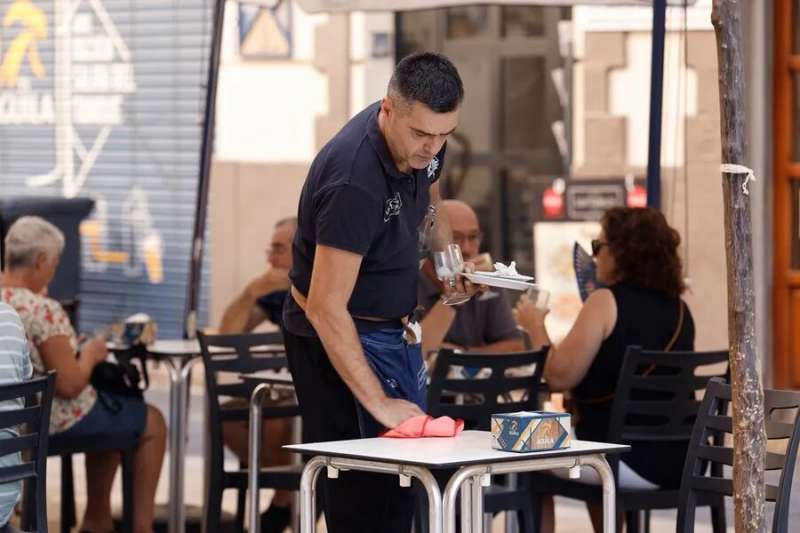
[607,346,730,445]
[426,348,548,431]
[677,378,800,533]
[0,371,55,533]
[197,331,297,469]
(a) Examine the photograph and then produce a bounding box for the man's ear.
[380,96,392,118]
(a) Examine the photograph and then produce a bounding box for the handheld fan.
[573,242,603,302]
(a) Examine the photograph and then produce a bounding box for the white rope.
[720,163,756,196]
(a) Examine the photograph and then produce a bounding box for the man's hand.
[439,261,486,304]
[373,397,425,429]
[246,267,290,299]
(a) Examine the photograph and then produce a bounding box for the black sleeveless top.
[573,282,695,488]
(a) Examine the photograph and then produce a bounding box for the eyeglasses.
[452,232,483,246]
[591,239,608,257]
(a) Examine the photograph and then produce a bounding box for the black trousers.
[283,328,415,533]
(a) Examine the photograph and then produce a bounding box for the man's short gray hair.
[4,216,65,269]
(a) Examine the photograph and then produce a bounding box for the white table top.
[285,430,629,469]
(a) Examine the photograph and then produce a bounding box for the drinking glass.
[526,287,550,310]
[433,244,470,305]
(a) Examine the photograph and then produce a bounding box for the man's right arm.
[219,269,289,333]
[219,288,267,333]
[305,244,424,429]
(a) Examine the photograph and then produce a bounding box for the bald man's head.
[442,200,482,259]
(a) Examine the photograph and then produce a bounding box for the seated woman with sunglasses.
[514,207,694,533]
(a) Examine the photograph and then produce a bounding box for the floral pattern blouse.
[0,287,97,434]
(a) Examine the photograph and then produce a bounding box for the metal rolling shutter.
[0,0,213,338]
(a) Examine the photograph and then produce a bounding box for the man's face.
[267,223,295,270]
[444,204,482,260]
[381,97,459,170]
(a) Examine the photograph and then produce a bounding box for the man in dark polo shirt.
[282,52,467,532]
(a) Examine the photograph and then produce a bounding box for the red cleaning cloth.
[381,415,465,438]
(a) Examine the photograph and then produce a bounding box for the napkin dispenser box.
[491,411,571,452]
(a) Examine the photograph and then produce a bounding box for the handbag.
[90,345,149,400]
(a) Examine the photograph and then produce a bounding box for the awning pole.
[184,0,225,339]
[646,0,667,209]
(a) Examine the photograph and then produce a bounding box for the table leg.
[300,457,328,533]
[459,478,472,533]
[164,359,181,533]
[444,467,482,533]
[443,457,594,533]
[248,384,271,533]
[504,473,518,533]
[471,474,484,533]
[580,455,616,533]
[297,457,443,533]
[168,357,203,533]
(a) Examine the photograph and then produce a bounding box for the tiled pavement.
[40,364,798,532]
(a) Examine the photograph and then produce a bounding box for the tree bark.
[711,2,767,532]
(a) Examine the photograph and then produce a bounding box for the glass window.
[446,7,489,40]
[397,10,438,57]
[502,6,545,38]
[502,57,563,173]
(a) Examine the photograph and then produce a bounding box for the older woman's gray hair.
[4,216,65,269]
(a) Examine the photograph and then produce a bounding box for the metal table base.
[294,452,615,533]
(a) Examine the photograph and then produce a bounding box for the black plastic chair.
[677,377,800,533]
[530,346,730,533]
[197,331,300,533]
[1,372,55,533]
[49,344,147,533]
[427,347,549,532]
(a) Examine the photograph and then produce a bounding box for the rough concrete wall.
[680,31,727,352]
[208,161,308,327]
[577,32,628,178]
[314,14,350,150]
[209,15,353,328]
[579,30,727,351]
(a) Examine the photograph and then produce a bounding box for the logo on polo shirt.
[427,156,439,181]
[384,192,402,222]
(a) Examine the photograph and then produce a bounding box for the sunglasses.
[591,239,608,257]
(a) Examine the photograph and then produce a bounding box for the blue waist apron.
[356,328,427,437]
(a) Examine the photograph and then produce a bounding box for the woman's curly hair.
[602,207,685,297]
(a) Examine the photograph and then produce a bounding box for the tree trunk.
[711,2,767,532]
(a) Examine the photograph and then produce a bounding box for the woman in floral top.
[1,216,166,533]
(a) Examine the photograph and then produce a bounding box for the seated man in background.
[0,303,32,531]
[219,216,297,533]
[219,217,297,333]
[418,200,524,363]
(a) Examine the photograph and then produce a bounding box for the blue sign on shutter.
[0,0,213,338]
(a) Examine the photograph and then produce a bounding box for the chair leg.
[61,454,75,533]
[710,497,727,533]
[520,504,537,533]
[121,449,135,533]
[204,482,224,533]
[625,511,640,533]
[530,493,543,533]
[644,510,651,533]
[235,487,246,533]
